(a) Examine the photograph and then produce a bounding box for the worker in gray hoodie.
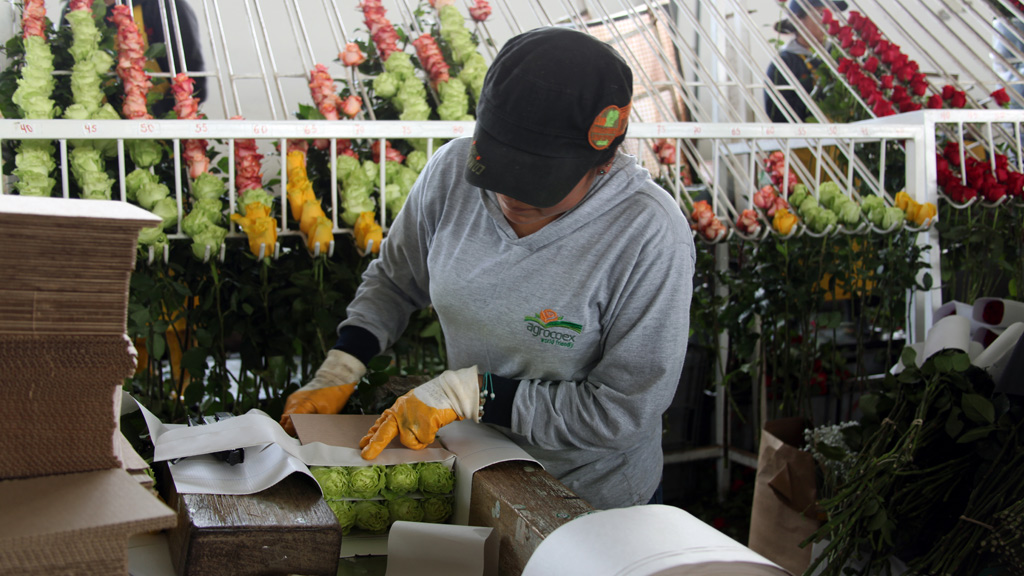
[280,27,695,510]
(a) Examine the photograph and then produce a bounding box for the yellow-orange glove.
[359,366,479,459]
[279,350,366,436]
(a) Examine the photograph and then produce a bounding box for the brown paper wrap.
[748,417,818,576]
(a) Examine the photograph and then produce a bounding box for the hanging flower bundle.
[936,141,1024,205]
[172,73,228,261]
[11,0,59,197]
[63,0,121,200]
[230,117,278,258]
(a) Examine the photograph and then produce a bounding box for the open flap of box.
[437,420,540,526]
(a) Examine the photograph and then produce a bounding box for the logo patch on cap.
[467,140,486,175]
[588,103,631,150]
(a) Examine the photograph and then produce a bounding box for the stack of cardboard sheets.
[0,195,176,575]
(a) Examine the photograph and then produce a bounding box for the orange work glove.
[359,366,480,459]
[280,349,366,436]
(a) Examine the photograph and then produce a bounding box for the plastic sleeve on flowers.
[479,375,517,428]
[333,325,382,367]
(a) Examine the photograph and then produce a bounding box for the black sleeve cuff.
[480,374,517,428]
[333,325,382,367]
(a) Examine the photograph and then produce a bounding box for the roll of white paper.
[522,505,788,576]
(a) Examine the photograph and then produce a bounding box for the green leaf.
[867,508,887,531]
[951,353,971,372]
[957,425,995,444]
[181,347,209,382]
[367,355,394,372]
[945,407,964,439]
[962,393,995,424]
[933,354,952,373]
[900,346,917,369]
[151,333,166,360]
[144,42,167,59]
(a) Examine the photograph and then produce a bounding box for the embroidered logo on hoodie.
[524,309,582,349]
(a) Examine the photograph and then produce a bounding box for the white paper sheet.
[385,522,498,576]
[437,420,540,525]
[168,443,315,495]
[522,505,788,576]
[132,397,455,496]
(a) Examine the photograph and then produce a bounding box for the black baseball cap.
[465,27,633,208]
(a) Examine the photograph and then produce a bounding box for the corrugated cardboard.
[0,334,138,479]
[0,468,176,575]
[0,195,160,336]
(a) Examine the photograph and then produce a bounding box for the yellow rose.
[299,200,326,237]
[353,211,382,255]
[245,216,278,257]
[244,201,271,220]
[913,202,937,227]
[772,208,798,236]
[307,215,334,254]
[286,150,308,184]
[894,191,912,211]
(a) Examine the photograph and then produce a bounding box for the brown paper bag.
[748,417,819,576]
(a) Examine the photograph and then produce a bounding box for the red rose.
[996,154,1010,170]
[927,94,944,109]
[881,75,894,89]
[838,58,853,74]
[873,100,896,116]
[849,41,866,57]
[951,90,967,108]
[981,181,1007,202]
[859,78,878,99]
[992,87,1011,106]
[864,56,880,73]
[875,39,890,54]
[1006,172,1024,197]
[822,8,834,24]
[943,142,961,165]
[896,64,914,83]
[828,20,841,35]
[942,85,956,100]
[911,80,928,97]
[900,101,922,113]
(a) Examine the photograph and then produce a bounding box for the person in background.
[279,27,695,510]
[765,0,847,122]
[62,0,206,117]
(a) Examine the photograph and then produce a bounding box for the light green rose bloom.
[128,139,165,169]
[836,200,862,226]
[384,52,415,80]
[138,226,168,248]
[460,52,488,102]
[374,72,399,99]
[405,150,428,174]
[353,501,390,534]
[188,226,228,260]
[152,197,179,230]
[137,180,171,211]
[126,168,160,202]
[418,462,454,495]
[437,78,472,122]
[13,140,57,197]
[388,497,424,523]
[421,496,453,524]
[327,500,356,535]
[191,172,226,202]
[348,466,386,500]
[311,466,352,500]
[13,36,58,119]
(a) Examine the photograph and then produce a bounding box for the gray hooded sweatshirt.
[341,137,695,509]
